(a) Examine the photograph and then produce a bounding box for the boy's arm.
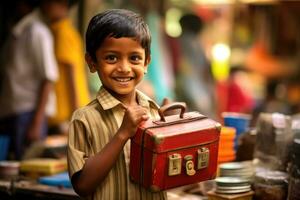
[71,105,149,197]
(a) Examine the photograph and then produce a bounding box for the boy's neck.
[120,94,138,107]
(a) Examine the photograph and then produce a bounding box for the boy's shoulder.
[71,98,100,120]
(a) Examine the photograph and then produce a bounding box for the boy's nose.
[117,61,131,73]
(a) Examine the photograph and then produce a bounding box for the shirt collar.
[96,86,159,110]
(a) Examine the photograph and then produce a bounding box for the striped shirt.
[67,86,167,200]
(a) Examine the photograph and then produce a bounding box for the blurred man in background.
[175,13,217,119]
[0,0,58,160]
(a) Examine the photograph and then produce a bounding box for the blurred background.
[0,0,300,199]
[1,0,300,122]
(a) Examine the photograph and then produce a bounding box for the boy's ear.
[145,55,151,66]
[144,55,151,74]
[85,53,97,73]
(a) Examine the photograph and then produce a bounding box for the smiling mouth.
[114,77,134,82]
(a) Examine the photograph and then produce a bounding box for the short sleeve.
[67,111,90,178]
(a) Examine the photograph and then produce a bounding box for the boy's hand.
[161,98,180,116]
[161,98,172,107]
[119,105,149,139]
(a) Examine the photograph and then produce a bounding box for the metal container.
[130,102,221,191]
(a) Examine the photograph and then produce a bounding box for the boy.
[67,9,167,199]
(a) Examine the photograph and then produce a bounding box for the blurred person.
[0,0,59,160]
[252,79,291,125]
[46,0,90,134]
[0,0,39,87]
[1,0,36,46]
[226,66,254,113]
[175,13,217,119]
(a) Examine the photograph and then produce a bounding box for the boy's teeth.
[115,77,131,82]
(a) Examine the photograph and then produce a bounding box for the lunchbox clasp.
[184,155,196,176]
[168,154,182,176]
[197,147,210,169]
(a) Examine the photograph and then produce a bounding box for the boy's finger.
[141,114,149,120]
[161,97,172,106]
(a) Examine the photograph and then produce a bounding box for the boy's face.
[87,37,149,99]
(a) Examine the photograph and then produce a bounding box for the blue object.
[0,135,10,161]
[222,112,251,150]
[39,172,72,188]
[0,111,47,160]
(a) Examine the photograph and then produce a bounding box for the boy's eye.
[130,55,143,63]
[105,55,117,63]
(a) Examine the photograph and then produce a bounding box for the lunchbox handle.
[158,102,186,122]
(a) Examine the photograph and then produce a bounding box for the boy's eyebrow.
[101,50,119,54]
[129,50,144,54]
[101,50,144,54]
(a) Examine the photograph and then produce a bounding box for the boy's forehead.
[105,36,139,43]
[99,37,145,52]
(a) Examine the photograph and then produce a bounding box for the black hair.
[21,0,40,8]
[179,13,203,34]
[85,9,151,62]
[67,0,79,7]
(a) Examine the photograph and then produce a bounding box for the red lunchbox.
[129,102,221,191]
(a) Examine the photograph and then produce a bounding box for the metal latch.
[168,153,182,176]
[197,147,209,169]
[184,155,196,176]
